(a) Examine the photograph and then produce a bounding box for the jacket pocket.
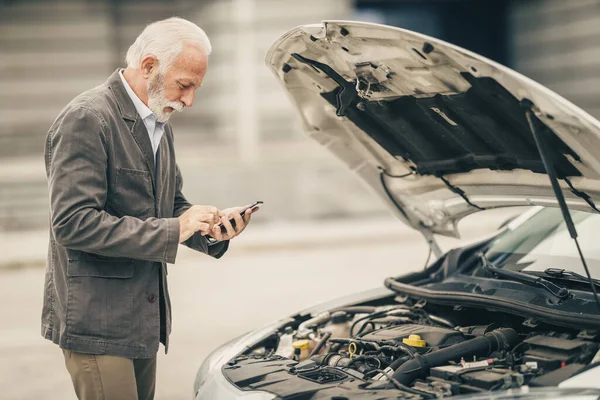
[67,254,134,277]
[110,167,154,219]
[66,258,134,339]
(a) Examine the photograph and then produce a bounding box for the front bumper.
[195,367,275,400]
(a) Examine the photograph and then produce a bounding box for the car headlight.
[194,320,288,399]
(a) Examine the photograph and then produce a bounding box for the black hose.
[350,311,391,337]
[378,345,416,358]
[309,332,332,357]
[348,355,382,368]
[388,355,411,372]
[373,369,434,398]
[391,328,519,385]
[355,321,376,337]
[330,343,343,353]
[378,345,402,354]
[312,353,353,368]
[328,338,379,351]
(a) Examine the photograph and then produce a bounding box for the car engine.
[222,301,600,399]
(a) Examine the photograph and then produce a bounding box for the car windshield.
[485,207,600,280]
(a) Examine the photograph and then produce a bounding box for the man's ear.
[140,55,158,78]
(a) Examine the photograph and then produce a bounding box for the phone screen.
[218,201,263,232]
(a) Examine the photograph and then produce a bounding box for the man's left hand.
[208,205,255,241]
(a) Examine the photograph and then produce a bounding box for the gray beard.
[147,72,175,123]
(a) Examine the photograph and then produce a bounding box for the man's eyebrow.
[177,79,200,88]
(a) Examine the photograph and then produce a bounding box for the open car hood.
[266,21,600,241]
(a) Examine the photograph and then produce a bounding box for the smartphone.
[217,201,263,233]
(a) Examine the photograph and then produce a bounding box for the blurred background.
[0,0,598,398]
[3,0,600,233]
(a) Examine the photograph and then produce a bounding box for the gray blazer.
[41,70,228,358]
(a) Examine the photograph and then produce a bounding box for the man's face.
[147,44,208,123]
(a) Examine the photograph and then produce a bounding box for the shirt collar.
[118,69,154,122]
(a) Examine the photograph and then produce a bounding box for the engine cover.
[360,324,465,347]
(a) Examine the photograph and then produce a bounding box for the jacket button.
[148,294,156,303]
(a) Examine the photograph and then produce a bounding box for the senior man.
[41,17,254,400]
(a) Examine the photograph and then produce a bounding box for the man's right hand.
[178,205,223,243]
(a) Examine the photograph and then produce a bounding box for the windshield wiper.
[543,268,600,290]
[478,253,570,299]
[522,100,600,312]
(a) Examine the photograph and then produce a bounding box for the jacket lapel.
[155,133,167,214]
[107,69,156,184]
[130,117,156,184]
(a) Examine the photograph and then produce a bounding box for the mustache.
[166,101,184,112]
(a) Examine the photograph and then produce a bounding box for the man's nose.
[181,90,195,107]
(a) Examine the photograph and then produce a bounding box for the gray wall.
[0,0,389,232]
[4,0,600,232]
[510,0,600,118]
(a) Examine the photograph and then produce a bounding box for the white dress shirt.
[119,70,164,162]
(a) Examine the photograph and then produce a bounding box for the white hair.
[125,17,211,72]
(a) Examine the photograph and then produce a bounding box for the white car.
[194,21,600,399]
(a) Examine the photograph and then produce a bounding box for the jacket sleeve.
[48,106,180,263]
[173,164,230,259]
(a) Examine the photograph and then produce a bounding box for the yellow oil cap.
[403,334,426,347]
[292,340,310,350]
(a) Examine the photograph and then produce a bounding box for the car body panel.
[265,21,600,239]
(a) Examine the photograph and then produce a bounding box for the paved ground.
[0,210,519,399]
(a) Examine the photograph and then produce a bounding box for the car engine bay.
[222,299,600,399]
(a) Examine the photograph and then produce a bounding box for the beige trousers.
[62,350,157,400]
